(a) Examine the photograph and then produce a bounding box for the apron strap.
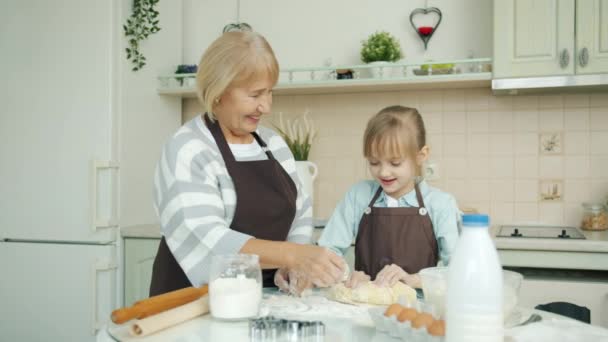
[251,132,275,160]
[365,186,384,213]
[204,113,274,162]
[365,181,427,212]
[414,182,427,209]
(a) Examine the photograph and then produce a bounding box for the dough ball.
[327,281,417,306]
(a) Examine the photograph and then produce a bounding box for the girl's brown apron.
[355,183,439,279]
[149,114,297,295]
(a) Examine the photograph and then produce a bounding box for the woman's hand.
[373,264,421,288]
[274,268,313,296]
[344,270,370,288]
[285,244,345,288]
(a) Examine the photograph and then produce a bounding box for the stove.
[497,225,586,239]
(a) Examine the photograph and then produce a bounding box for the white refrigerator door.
[0,0,118,242]
[0,242,117,341]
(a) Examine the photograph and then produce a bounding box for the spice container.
[209,254,262,320]
[581,203,608,231]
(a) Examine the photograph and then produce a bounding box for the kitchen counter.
[99,289,608,342]
[491,226,608,253]
[121,224,161,239]
[121,224,608,270]
[122,224,608,252]
[491,226,608,271]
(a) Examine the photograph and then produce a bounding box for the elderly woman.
[149,31,345,296]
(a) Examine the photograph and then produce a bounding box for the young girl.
[318,105,460,289]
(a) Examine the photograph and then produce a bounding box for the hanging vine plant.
[124,0,161,71]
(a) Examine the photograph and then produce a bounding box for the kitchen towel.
[129,296,209,337]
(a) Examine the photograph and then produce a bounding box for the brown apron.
[355,183,439,279]
[149,114,297,296]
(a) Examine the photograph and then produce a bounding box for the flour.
[209,275,262,320]
[261,291,374,326]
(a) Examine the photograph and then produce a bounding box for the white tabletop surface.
[98,289,608,342]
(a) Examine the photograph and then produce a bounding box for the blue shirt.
[318,179,460,266]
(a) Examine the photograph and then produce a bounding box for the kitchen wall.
[181,0,492,68]
[183,90,608,227]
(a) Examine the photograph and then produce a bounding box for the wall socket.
[424,161,440,180]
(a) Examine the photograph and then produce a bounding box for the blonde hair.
[196,31,279,118]
[363,105,427,175]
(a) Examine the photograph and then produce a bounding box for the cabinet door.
[576,0,608,74]
[494,0,575,78]
[124,239,160,306]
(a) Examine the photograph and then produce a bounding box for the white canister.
[209,254,262,321]
[295,160,318,205]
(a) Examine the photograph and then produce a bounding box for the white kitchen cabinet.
[516,270,608,327]
[494,0,575,78]
[124,238,160,306]
[576,0,608,74]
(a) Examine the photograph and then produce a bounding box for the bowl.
[418,267,523,319]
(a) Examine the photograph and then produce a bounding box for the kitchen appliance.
[5,0,195,339]
[497,225,586,239]
[1,1,118,340]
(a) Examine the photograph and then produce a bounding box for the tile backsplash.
[183,89,608,228]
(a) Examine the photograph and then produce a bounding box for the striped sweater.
[153,115,313,286]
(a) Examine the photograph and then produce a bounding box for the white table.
[98,290,608,342]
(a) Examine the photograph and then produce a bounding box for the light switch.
[424,161,440,180]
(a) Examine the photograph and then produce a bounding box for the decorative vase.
[295,160,318,213]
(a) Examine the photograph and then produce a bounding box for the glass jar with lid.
[209,254,262,320]
[581,203,608,231]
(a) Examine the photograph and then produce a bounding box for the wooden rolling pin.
[111,285,209,324]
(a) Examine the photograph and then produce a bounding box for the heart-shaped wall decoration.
[409,7,442,50]
[222,22,252,33]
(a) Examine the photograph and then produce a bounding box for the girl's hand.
[344,270,370,288]
[375,263,424,288]
[374,264,407,287]
[374,264,423,288]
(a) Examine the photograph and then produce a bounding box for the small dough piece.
[327,281,416,306]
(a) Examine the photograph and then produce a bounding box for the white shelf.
[158,58,493,97]
[158,72,492,97]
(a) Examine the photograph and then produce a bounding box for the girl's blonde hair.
[363,105,427,175]
[196,31,279,119]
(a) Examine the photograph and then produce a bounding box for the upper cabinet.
[576,0,608,74]
[494,0,608,79]
[494,0,575,78]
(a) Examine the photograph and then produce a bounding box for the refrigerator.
[1,1,120,340]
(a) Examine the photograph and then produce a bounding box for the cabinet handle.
[560,49,570,69]
[91,259,118,335]
[579,47,589,67]
[91,160,120,231]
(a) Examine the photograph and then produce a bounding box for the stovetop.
[497,225,586,239]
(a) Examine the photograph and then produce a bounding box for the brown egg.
[427,319,446,336]
[383,303,403,317]
[412,312,434,329]
[397,307,418,322]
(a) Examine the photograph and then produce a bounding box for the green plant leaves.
[124,0,161,71]
[360,31,403,63]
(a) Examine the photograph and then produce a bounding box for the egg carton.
[368,301,444,342]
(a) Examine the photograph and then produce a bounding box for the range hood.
[492,74,608,95]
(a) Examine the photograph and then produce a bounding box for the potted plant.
[360,31,403,78]
[175,64,197,87]
[274,111,319,211]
